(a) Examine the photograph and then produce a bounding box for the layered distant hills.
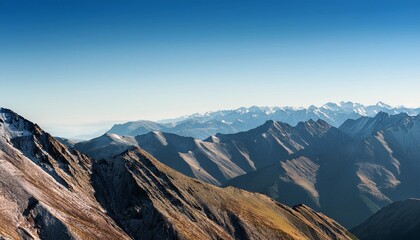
[107,102,420,139]
[0,108,355,239]
[75,109,420,229]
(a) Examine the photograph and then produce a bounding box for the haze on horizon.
[1,0,419,137]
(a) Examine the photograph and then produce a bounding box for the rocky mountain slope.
[107,102,420,139]
[351,199,420,240]
[0,108,356,240]
[0,108,129,239]
[339,112,420,205]
[224,126,362,228]
[225,112,420,228]
[92,147,356,240]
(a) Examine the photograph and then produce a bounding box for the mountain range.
[0,107,355,239]
[107,102,420,139]
[76,110,420,229]
[75,119,335,186]
[225,112,420,228]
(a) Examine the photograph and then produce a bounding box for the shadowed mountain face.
[339,113,420,204]
[0,108,355,240]
[351,199,420,240]
[107,102,420,139]
[226,112,420,228]
[224,126,364,228]
[76,119,337,186]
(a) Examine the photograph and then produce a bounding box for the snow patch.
[152,131,168,146]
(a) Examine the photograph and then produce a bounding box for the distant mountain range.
[75,119,336,186]
[0,107,355,239]
[107,101,420,139]
[76,110,420,229]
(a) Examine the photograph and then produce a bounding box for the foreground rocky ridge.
[0,108,129,239]
[0,108,355,240]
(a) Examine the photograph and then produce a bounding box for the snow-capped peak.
[321,102,340,111]
[0,108,34,140]
[376,101,392,109]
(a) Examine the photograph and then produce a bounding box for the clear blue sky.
[1,0,419,136]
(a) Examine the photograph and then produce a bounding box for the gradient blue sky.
[1,0,419,136]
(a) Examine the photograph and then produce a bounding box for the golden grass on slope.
[124,148,354,240]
